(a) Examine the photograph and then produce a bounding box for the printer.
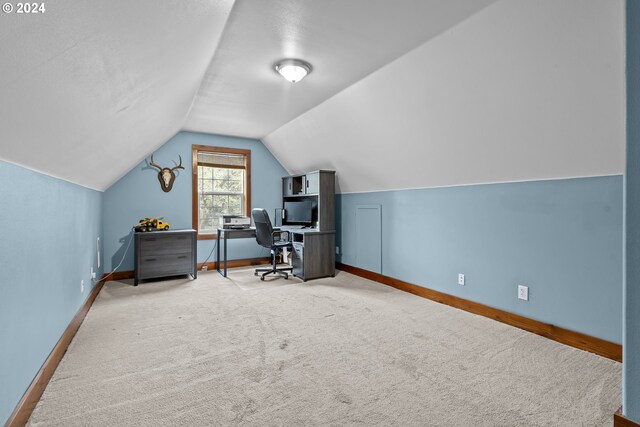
[220,215,251,229]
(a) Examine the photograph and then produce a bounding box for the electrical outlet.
[80,280,85,293]
[335,246,340,255]
[201,265,208,271]
[518,285,529,301]
[91,267,96,280]
[458,273,465,286]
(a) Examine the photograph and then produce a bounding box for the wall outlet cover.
[81,280,85,293]
[202,265,208,271]
[336,246,340,255]
[518,285,529,301]
[458,273,465,286]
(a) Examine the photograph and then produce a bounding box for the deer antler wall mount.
[149,154,185,192]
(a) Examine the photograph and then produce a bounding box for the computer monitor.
[284,200,313,224]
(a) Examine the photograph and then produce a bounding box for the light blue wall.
[337,176,623,343]
[103,131,288,271]
[0,160,103,425]
[625,0,640,421]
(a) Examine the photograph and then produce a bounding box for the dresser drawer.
[139,234,193,256]
[138,253,193,278]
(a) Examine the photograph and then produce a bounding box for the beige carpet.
[27,268,621,426]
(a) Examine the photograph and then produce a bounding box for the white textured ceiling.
[3,0,618,194]
[0,0,234,190]
[184,0,498,139]
[263,0,625,193]
[0,0,498,191]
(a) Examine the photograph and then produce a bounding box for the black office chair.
[252,208,293,281]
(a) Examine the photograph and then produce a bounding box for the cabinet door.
[305,172,319,194]
[283,177,294,196]
[292,242,304,277]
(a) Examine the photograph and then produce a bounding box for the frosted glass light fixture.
[274,59,312,83]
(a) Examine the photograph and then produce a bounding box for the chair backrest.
[252,208,274,249]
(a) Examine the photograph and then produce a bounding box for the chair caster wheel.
[261,277,265,281]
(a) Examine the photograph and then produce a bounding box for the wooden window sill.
[197,233,218,240]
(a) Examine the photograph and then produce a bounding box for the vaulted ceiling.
[0,0,498,190]
[184,0,498,138]
[0,0,624,192]
[1,0,234,190]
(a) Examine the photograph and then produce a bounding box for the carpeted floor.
[27,268,621,426]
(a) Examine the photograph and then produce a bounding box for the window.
[192,145,251,238]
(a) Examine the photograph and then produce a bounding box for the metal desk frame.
[215,227,256,277]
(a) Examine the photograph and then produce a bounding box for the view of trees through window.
[192,145,250,237]
[198,166,244,232]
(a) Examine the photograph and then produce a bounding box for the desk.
[216,227,256,277]
[215,227,335,280]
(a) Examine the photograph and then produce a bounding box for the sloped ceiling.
[184,0,498,139]
[0,0,234,190]
[0,0,624,193]
[263,0,625,193]
[0,0,497,191]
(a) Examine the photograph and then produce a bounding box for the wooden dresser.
[134,229,197,286]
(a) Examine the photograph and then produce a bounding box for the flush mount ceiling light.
[274,59,312,83]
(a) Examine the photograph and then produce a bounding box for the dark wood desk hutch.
[282,170,336,280]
